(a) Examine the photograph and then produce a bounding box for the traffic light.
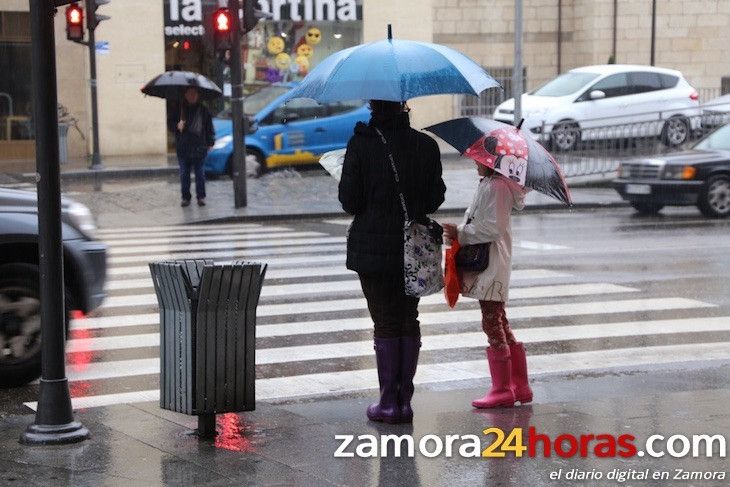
[65,3,84,42]
[88,0,111,30]
[243,1,268,34]
[213,7,233,52]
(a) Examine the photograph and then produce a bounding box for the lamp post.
[21,0,89,446]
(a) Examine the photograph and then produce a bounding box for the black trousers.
[358,273,420,338]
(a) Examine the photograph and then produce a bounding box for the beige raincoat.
[457,174,526,302]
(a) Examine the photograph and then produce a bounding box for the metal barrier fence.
[454,81,725,178]
[528,102,729,178]
[456,67,526,117]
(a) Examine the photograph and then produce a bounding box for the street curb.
[21,166,179,182]
[192,201,630,225]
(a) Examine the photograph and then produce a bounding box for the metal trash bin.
[149,259,267,436]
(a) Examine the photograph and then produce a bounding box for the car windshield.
[217,85,291,118]
[531,72,601,97]
[694,124,730,150]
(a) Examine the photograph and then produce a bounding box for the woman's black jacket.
[338,113,446,275]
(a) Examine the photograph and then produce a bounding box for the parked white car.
[494,65,701,151]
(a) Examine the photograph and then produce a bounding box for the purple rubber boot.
[398,336,421,423]
[367,337,401,423]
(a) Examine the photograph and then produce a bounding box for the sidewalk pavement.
[59,161,624,228]
[1,360,728,486]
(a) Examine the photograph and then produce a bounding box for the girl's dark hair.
[369,99,404,116]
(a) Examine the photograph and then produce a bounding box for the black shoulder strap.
[374,127,410,222]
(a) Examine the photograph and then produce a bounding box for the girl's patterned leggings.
[479,300,516,349]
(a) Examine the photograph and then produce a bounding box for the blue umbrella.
[287,25,500,102]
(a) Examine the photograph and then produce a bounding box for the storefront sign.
[164,0,360,38]
[165,0,210,37]
[256,0,361,22]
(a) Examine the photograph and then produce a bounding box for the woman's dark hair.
[369,99,404,116]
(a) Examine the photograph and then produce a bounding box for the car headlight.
[663,165,696,180]
[213,135,233,150]
[65,201,97,238]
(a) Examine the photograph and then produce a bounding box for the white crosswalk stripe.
[104,268,570,292]
[43,221,730,411]
[27,342,730,410]
[101,281,620,309]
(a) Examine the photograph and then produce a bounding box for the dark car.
[613,124,730,218]
[0,188,107,387]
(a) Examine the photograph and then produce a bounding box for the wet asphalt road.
[1,206,728,417]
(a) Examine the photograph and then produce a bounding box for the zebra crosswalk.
[25,220,730,411]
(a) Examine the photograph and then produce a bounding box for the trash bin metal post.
[225,266,244,411]
[150,262,195,414]
[196,266,223,414]
[244,263,267,410]
[177,265,194,414]
[169,264,190,414]
[234,264,255,408]
[150,263,172,410]
[214,266,234,410]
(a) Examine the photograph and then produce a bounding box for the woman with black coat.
[339,100,446,423]
[168,87,215,207]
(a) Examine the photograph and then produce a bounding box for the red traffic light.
[213,8,232,52]
[214,8,231,33]
[66,4,83,25]
[182,40,191,51]
[66,3,84,42]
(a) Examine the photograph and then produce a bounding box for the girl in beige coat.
[443,163,533,409]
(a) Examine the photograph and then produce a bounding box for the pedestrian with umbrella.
[289,25,500,423]
[141,71,221,207]
[428,117,571,409]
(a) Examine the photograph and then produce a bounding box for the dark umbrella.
[141,71,222,100]
[425,117,572,205]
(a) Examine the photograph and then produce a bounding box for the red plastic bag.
[444,240,461,308]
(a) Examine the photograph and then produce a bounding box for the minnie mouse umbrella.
[425,117,572,205]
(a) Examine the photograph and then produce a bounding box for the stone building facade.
[0,0,727,163]
[432,0,729,92]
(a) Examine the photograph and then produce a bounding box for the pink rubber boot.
[509,342,533,404]
[472,346,516,409]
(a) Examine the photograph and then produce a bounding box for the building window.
[0,11,33,142]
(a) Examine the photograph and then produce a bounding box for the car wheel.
[661,116,689,147]
[630,202,664,215]
[225,151,267,178]
[0,263,72,388]
[698,174,730,218]
[0,264,41,387]
[551,121,581,152]
[249,149,267,178]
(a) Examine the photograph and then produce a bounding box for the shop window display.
[244,20,361,86]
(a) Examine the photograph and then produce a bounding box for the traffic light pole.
[22,0,89,446]
[85,0,102,169]
[229,0,247,208]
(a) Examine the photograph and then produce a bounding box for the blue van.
[205,83,370,176]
